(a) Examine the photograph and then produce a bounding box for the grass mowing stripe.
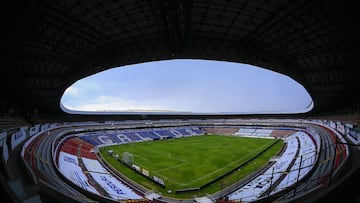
[155,162,190,173]
[184,140,277,186]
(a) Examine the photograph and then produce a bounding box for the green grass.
[99,135,282,198]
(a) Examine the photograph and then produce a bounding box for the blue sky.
[60,59,313,114]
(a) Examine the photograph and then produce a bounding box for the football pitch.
[100,135,282,197]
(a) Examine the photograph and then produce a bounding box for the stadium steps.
[2,140,42,202]
[260,136,301,197]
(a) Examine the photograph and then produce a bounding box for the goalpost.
[121,152,134,166]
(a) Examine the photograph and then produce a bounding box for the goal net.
[121,152,134,166]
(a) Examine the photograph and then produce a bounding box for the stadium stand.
[270,132,317,195]
[10,130,28,150]
[270,129,297,138]
[22,128,92,202]
[52,124,327,202]
[1,119,355,203]
[58,151,99,195]
[202,127,240,135]
[227,131,315,202]
[234,127,274,138]
[78,126,205,146]
[1,2,360,201]
[273,123,349,202]
[56,134,146,201]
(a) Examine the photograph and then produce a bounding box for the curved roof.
[1,0,359,116]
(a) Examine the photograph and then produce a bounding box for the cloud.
[65,96,169,112]
[60,59,313,114]
[63,86,79,96]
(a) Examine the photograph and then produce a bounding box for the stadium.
[1,1,360,203]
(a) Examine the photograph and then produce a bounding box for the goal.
[121,152,134,166]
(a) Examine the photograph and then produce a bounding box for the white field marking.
[130,155,150,169]
[132,154,151,165]
[163,152,171,157]
[130,158,180,185]
[150,170,185,186]
[139,147,189,163]
[154,162,190,173]
[151,137,271,186]
[132,148,189,172]
[182,141,275,186]
[125,147,192,186]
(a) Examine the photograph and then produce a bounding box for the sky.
[60,59,313,114]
